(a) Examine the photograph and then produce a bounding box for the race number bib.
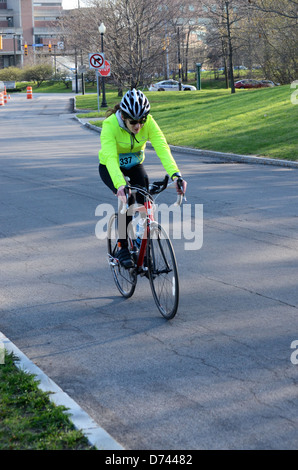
[119,151,144,169]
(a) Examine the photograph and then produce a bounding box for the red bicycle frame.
[136,199,154,268]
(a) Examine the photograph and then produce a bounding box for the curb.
[168,145,298,169]
[0,331,124,451]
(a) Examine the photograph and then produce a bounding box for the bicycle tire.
[147,222,179,319]
[107,213,137,298]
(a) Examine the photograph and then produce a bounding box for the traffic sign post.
[89,53,105,111]
[89,53,110,111]
[96,69,100,113]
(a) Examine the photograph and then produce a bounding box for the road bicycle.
[107,175,184,320]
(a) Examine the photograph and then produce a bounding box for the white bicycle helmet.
[120,88,150,120]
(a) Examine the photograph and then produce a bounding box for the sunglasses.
[128,117,147,125]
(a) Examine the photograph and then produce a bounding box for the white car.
[149,79,196,91]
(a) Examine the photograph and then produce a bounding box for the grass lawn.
[0,352,95,450]
[16,80,99,94]
[76,85,297,161]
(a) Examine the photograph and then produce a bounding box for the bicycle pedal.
[139,267,149,277]
[108,254,119,266]
[109,260,119,267]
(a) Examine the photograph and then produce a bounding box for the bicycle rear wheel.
[147,222,179,319]
[107,213,137,298]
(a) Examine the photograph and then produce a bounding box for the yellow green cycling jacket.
[98,112,180,190]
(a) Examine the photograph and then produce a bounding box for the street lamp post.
[177,27,182,91]
[98,22,107,108]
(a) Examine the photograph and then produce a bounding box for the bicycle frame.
[125,176,183,272]
[136,199,154,269]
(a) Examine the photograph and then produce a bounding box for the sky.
[62,0,87,9]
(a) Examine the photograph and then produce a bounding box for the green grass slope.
[76,85,297,161]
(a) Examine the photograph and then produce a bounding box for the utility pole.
[74,46,78,94]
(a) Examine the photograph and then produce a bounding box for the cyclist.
[99,88,187,268]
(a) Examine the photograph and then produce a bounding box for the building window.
[7,17,14,27]
[34,2,61,5]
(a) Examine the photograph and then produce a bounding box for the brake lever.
[174,194,184,207]
[174,177,186,206]
[119,185,131,214]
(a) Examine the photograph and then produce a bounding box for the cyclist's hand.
[116,185,127,205]
[175,177,187,195]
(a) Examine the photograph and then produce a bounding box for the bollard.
[0,92,4,106]
[26,86,33,99]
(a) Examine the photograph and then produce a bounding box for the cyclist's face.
[123,116,145,134]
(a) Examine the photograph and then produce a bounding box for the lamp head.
[98,23,106,34]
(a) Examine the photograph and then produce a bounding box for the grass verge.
[15,80,99,94]
[0,351,95,450]
[76,85,297,161]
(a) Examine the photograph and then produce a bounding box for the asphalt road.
[1,93,298,450]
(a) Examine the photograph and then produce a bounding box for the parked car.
[149,79,196,91]
[219,66,248,72]
[259,80,280,87]
[235,79,280,89]
[235,79,263,89]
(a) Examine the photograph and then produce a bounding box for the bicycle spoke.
[107,213,137,298]
[148,223,179,319]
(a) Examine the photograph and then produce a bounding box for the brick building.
[0,0,62,68]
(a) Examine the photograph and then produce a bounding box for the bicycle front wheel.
[147,222,179,319]
[107,213,137,298]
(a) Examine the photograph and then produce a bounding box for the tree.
[88,0,182,89]
[0,66,22,82]
[22,63,53,87]
[58,0,183,90]
[168,0,205,82]
[201,0,247,92]
[248,0,298,19]
[246,0,297,82]
[57,0,296,90]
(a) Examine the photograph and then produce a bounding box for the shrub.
[22,63,53,87]
[0,66,23,81]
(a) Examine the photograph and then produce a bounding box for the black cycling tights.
[99,163,149,245]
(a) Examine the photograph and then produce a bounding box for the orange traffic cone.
[0,93,4,106]
[3,86,7,104]
[27,86,33,99]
